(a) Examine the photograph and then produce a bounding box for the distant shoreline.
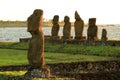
[0,21,27,27]
[0,21,119,27]
[0,21,73,27]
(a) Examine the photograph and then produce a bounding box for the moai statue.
[25,9,50,78]
[51,15,60,40]
[101,29,108,42]
[63,16,71,41]
[74,11,84,40]
[87,18,98,42]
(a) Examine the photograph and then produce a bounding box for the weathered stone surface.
[87,18,98,41]
[24,68,50,79]
[101,29,108,42]
[51,15,60,40]
[74,11,84,40]
[63,16,71,40]
[26,9,50,78]
[27,9,45,68]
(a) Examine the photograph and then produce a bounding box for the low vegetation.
[0,42,119,66]
[0,42,119,79]
[0,42,120,57]
[0,48,116,66]
[0,71,65,80]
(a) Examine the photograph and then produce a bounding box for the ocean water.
[0,25,120,42]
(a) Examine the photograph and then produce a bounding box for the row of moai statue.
[25,9,108,78]
[51,11,108,42]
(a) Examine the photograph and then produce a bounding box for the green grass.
[0,71,26,76]
[0,42,28,50]
[0,42,119,79]
[60,44,120,57]
[0,42,119,66]
[0,49,27,66]
[45,52,117,64]
[0,48,117,66]
[0,71,66,80]
[0,42,120,57]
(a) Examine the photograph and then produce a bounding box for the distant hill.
[0,21,27,27]
[0,21,88,27]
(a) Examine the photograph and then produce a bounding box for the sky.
[0,0,120,24]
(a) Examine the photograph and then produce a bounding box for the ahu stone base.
[24,68,50,79]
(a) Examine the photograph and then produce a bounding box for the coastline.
[0,21,91,27]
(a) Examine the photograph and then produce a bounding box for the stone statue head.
[75,11,80,20]
[27,9,43,33]
[52,15,59,24]
[102,29,107,36]
[89,18,96,26]
[33,9,43,17]
[64,16,70,23]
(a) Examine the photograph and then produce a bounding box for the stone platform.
[0,60,119,79]
[19,35,120,46]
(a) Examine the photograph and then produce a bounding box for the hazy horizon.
[0,0,120,24]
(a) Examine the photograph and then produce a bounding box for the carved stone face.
[89,18,96,26]
[53,15,59,24]
[33,9,43,16]
[102,29,107,35]
[27,9,43,32]
[64,16,70,23]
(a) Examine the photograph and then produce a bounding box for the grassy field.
[0,42,119,79]
[0,42,120,57]
[0,49,117,66]
[0,42,119,66]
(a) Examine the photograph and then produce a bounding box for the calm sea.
[0,25,120,42]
